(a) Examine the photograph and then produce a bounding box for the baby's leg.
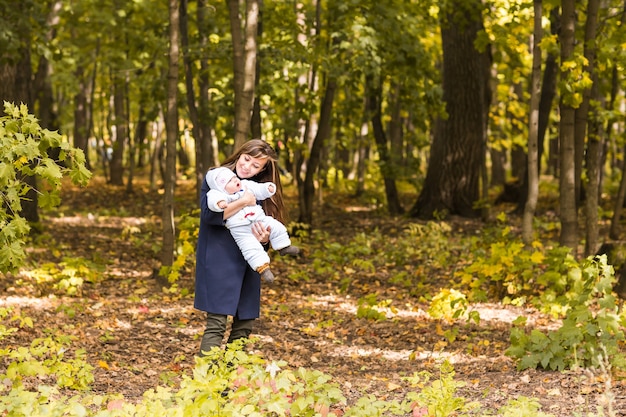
[230,226,270,270]
[263,217,291,250]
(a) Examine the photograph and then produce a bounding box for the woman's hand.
[222,189,256,220]
[252,222,271,244]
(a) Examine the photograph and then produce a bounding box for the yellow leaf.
[530,251,545,263]
[434,340,448,351]
[387,382,402,391]
[98,360,110,370]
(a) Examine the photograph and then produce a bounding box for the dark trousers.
[199,313,254,356]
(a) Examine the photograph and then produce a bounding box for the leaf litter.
[1,177,624,416]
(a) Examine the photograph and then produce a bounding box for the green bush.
[0,102,91,273]
[506,255,626,371]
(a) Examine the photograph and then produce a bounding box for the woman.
[195,139,286,355]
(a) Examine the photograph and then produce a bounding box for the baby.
[205,167,299,282]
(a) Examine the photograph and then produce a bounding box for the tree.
[0,0,39,224]
[160,0,181,279]
[366,74,403,215]
[108,0,130,187]
[522,0,543,244]
[181,0,215,196]
[410,0,491,219]
[558,0,578,251]
[608,3,626,241]
[582,0,600,256]
[228,0,259,150]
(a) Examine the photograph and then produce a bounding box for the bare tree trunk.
[250,0,263,139]
[227,0,258,150]
[366,74,403,215]
[388,83,404,168]
[410,0,490,219]
[34,1,62,132]
[516,8,559,212]
[585,83,601,256]
[160,0,181,278]
[73,66,91,168]
[294,0,319,217]
[110,75,127,186]
[0,2,37,224]
[559,0,578,252]
[609,3,626,240]
[582,0,600,256]
[149,114,165,192]
[353,95,369,197]
[574,0,599,212]
[298,79,336,224]
[197,0,217,175]
[180,0,203,194]
[490,148,506,187]
[522,0,543,244]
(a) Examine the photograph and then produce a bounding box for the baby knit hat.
[207,167,237,193]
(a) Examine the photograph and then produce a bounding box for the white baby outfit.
[205,167,292,272]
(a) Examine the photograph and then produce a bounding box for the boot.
[278,245,300,257]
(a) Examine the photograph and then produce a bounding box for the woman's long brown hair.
[220,139,286,224]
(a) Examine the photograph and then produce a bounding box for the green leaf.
[38,190,62,210]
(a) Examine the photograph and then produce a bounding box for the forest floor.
[2,176,626,416]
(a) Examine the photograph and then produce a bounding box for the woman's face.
[235,153,268,179]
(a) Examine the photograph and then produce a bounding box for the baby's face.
[224,176,241,193]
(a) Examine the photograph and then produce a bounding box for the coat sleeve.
[200,180,227,226]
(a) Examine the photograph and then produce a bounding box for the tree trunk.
[574,0,599,211]
[585,82,601,256]
[227,0,258,150]
[160,0,181,278]
[73,65,91,169]
[353,95,369,197]
[516,8,560,212]
[0,3,37,224]
[110,75,127,186]
[522,0,543,244]
[559,0,578,252]
[250,0,263,139]
[180,0,204,195]
[388,82,405,169]
[366,74,403,215]
[582,0,600,256]
[34,1,62,132]
[490,148,506,187]
[298,79,336,225]
[294,0,319,217]
[197,0,217,180]
[608,3,626,240]
[410,0,489,219]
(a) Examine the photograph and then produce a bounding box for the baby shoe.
[260,268,275,283]
[278,246,300,256]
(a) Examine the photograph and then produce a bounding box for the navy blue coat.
[194,175,261,319]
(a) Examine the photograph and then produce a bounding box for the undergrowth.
[3,195,626,415]
[0,322,578,417]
